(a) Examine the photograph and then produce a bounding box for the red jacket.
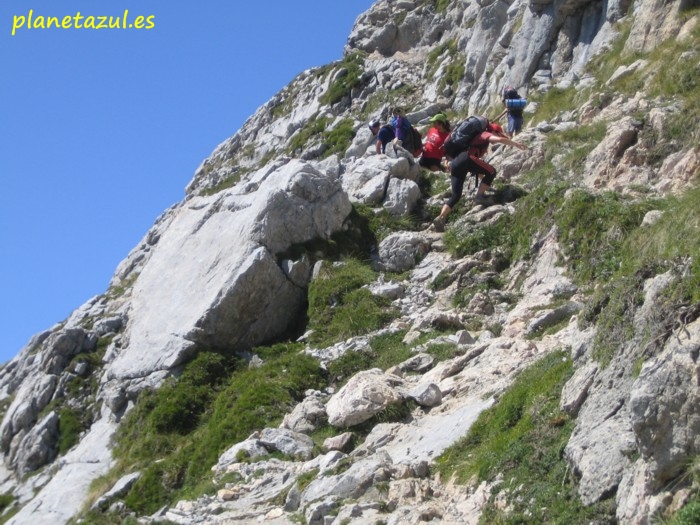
[468,131,496,158]
[422,126,450,159]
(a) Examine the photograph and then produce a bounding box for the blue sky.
[0,0,376,364]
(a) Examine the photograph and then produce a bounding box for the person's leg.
[507,114,516,138]
[419,156,441,172]
[433,152,469,230]
[465,156,497,202]
[513,115,524,135]
[446,152,470,209]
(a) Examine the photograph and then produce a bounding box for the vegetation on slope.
[434,18,700,524]
[70,11,700,525]
[436,351,616,524]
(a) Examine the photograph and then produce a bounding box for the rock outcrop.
[0,0,697,523]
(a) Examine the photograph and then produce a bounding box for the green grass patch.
[286,116,357,159]
[667,500,700,525]
[423,342,463,361]
[200,172,244,197]
[444,217,511,259]
[545,121,607,176]
[529,86,583,124]
[445,182,654,286]
[0,504,20,525]
[320,52,366,106]
[271,86,297,120]
[355,202,430,241]
[330,331,414,381]
[555,189,658,283]
[321,118,356,158]
[443,181,567,262]
[108,345,327,515]
[306,259,398,348]
[288,115,330,155]
[58,407,84,454]
[435,350,616,524]
[434,0,452,12]
[576,187,700,366]
[426,39,464,91]
[0,494,14,515]
[106,273,139,300]
[622,187,700,303]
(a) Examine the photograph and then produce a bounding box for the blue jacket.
[377,125,395,153]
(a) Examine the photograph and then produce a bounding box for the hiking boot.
[432,216,446,232]
[473,193,494,207]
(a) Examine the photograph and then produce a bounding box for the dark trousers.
[447,152,496,208]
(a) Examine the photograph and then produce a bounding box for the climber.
[494,86,527,137]
[390,106,415,153]
[419,113,452,172]
[368,118,395,154]
[432,122,527,232]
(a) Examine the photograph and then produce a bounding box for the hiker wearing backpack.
[495,86,527,137]
[369,111,421,157]
[390,106,413,152]
[419,113,451,172]
[431,117,527,232]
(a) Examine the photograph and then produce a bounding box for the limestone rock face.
[623,318,700,506]
[108,158,351,381]
[0,158,352,525]
[0,0,697,523]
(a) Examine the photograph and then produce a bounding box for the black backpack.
[410,126,423,157]
[443,116,489,158]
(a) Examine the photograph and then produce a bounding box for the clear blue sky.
[0,0,375,364]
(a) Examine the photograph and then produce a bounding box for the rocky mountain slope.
[0,0,698,524]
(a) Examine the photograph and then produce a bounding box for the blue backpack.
[506,98,527,115]
[503,88,527,117]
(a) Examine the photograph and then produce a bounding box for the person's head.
[392,106,404,117]
[502,86,519,101]
[488,122,506,136]
[368,119,381,135]
[429,113,450,131]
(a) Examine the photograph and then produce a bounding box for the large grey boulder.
[626,318,700,489]
[341,155,416,206]
[92,472,142,511]
[280,393,328,434]
[374,232,431,273]
[2,159,352,525]
[326,369,405,428]
[300,453,394,508]
[383,177,421,216]
[258,428,315,461]
[12,411,59,475]
[107,159,351,382]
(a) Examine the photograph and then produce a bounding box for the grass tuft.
[435,351,616,523]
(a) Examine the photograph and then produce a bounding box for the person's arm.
[489,135,528,150]
[376,139,382,155]
[495,108,508,121]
